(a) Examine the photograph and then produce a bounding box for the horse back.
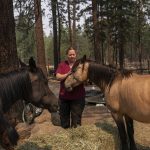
[120,73,150,102]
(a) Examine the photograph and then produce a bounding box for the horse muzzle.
[48,104,59,113]
[51,112,61,126]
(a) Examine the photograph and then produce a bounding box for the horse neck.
[88,63,113,92]
[0,69,32,112]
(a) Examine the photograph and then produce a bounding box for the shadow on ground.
[95,121,150,150]
[95,122,119,150]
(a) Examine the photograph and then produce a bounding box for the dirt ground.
[14,79,150,149]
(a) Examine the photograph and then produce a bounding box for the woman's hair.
[66,46,77,55]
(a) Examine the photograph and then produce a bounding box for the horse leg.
[111,112,129,150]
[124,115,137,150]
[0,112,19,148]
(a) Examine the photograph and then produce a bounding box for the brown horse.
[0,57,60,150]
[64,55,150,150]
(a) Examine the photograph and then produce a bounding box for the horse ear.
[29,57,37,72]
[19,59,27,68]
[81,55,86,63]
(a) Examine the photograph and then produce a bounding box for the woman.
[56,47,85,128]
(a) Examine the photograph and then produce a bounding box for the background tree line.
[1,0,150,74]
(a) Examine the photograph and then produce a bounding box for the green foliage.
[15,9,36,63]
[15,0,150,67]
[82,0,150,64]
[142,24,150,58]
[76,31,92,58]
[16,28,35,63]
[44,35,54,65]
[43,26,92,65]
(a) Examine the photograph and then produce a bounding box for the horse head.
[64,55,89,91]
[20,57,59,113]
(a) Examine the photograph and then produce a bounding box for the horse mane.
[88,62,133,90]
[119,69,133,78]
[88,63,116,87]
[96,63,133,79]
[0,68,32,112]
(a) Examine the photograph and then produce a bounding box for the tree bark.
[0,0,23,124]
[137,0,143,72]
[92,0,101,63]
[34,0,47,76]
[0,0,18,73]
[67,0,72,46]
[57,1,61,63]
[51,0,60,70]
[72,0,76,49]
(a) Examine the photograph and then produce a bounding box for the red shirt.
[56,61,85,100]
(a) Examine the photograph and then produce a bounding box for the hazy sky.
[42,0,51,36]
[41,0,87,36]
[14,0,87,36]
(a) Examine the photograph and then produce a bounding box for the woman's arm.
[56,73,68,81]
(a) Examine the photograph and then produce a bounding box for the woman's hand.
[56,70,72,81]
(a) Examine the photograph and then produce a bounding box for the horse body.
[0,58,59,150]
[64,55,150,150]
[107,73,150,123]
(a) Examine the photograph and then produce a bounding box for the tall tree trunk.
[118,4,124,69]
[113,36,118,67]
[118,35,124,69]
[106,1,113,65]
[34,0,47,76]
[0,0,23,124]
[0,0,18,73]
[137,0,143,72]
[51,0,59,70]
[67,0,72,46]
[72,0,76,49]
[130,38,133,62]
[92,0,101,63]
[57,1,61,62]
[106,33,113,65]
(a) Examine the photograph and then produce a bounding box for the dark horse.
[64,55,150,150]
[0,57,59,150]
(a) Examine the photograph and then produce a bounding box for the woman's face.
[67,49,77,63]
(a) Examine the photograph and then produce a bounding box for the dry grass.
[14,118,150,150]
[15,124,119,150]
